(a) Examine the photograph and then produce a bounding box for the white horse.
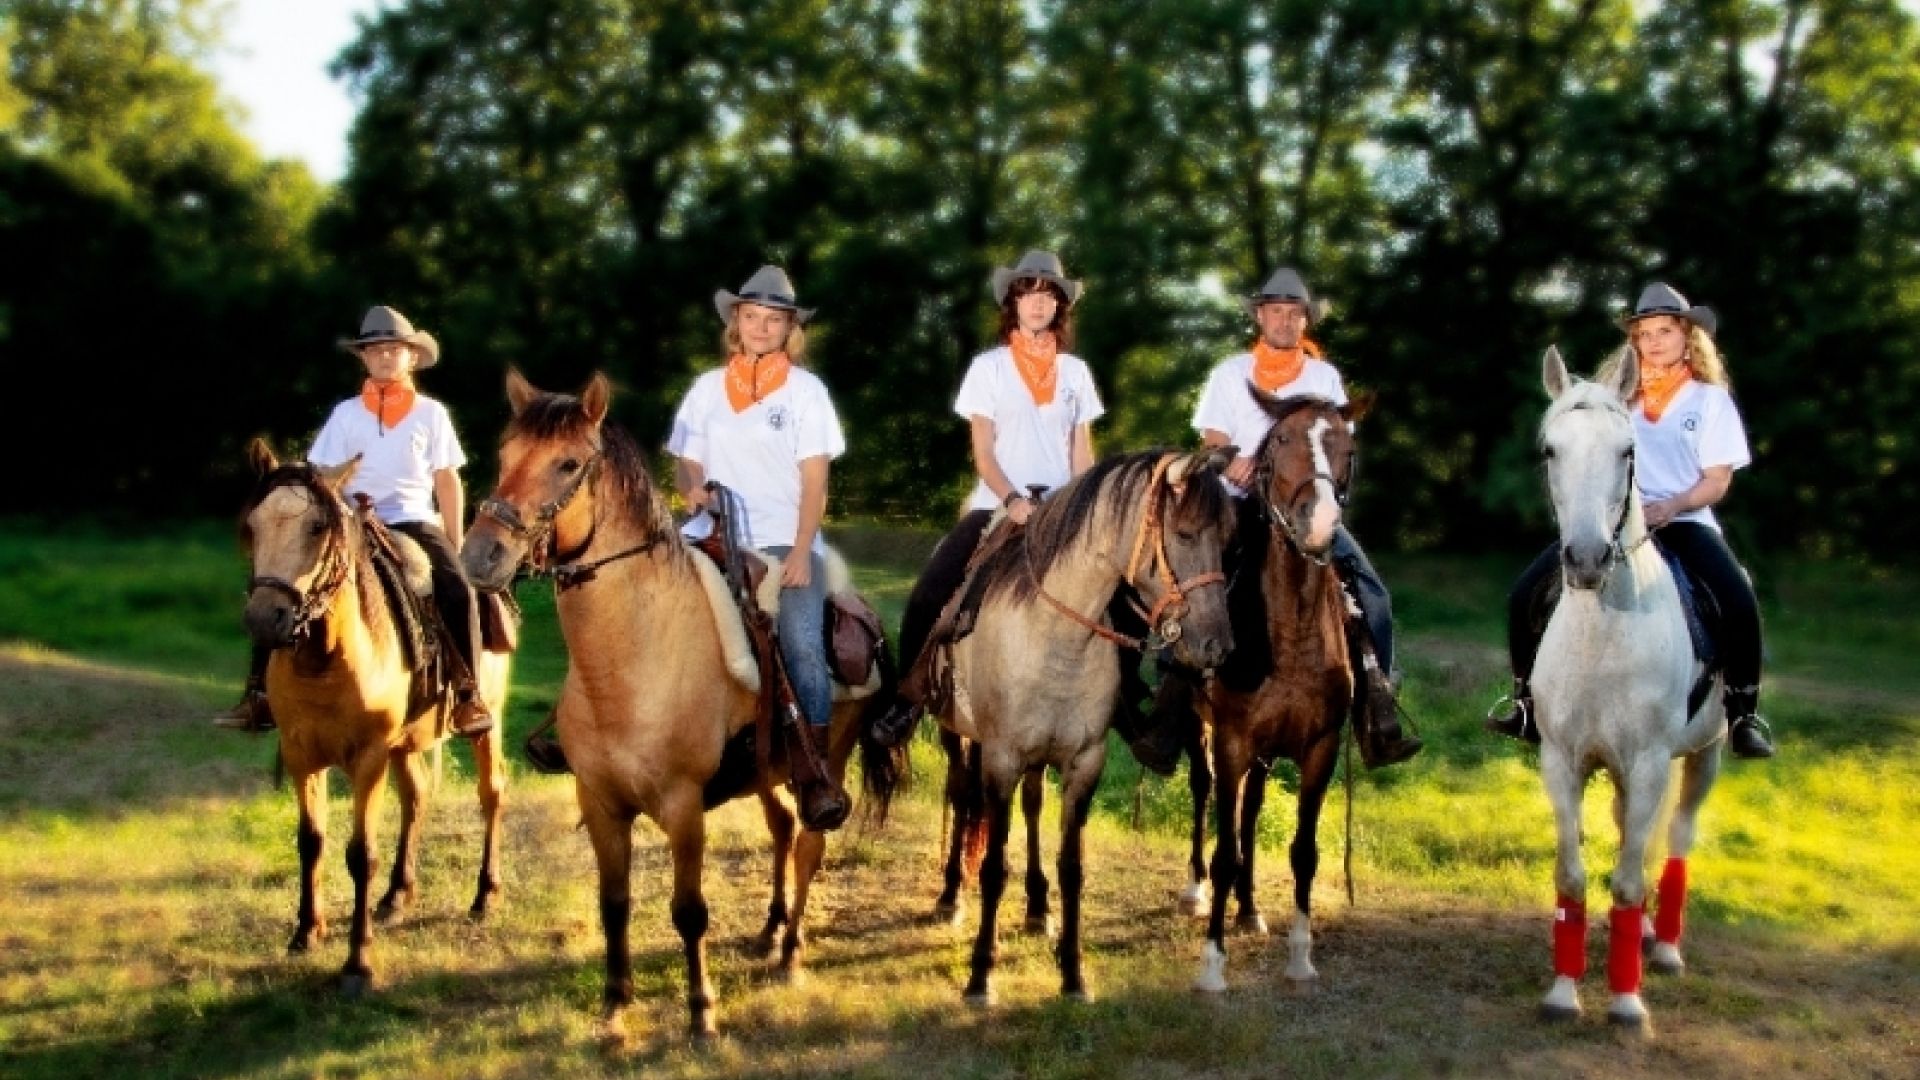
[1532,346,1725,1031]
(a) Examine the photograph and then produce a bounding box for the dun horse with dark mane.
[238,441,511,993]
[461,371,903,1040]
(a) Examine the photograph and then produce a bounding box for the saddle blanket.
[685,540,882,701]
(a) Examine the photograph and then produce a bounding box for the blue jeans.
[1331,525,1395,675]
[764,546,831,729]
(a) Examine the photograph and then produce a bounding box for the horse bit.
[476,449,667,591]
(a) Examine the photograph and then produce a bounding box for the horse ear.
[1542,346,1570,399]
[1605,350,1641,402]
[316,454,362,491]
[247,437,279,478]
[580,372,612,425]
[1342,389,1376,423]
[1247,381,1286,420]
[1166,451,1196,487]
[506,367,538,416]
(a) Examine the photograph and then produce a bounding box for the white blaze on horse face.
[1304,417,1340,549]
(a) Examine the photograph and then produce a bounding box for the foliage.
[4,1,1920,555]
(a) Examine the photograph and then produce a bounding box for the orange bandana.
[1251,337,1322,393]
[725,352,792,413]
[1637,360,1692,422]
[1008,331,1059,406]
[360,378,417,431]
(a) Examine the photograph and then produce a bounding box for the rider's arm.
[783,455,829,587]
[433,468,465,549]
[675,456,710,513]
[1070,422,1095,477]
[1645,466,1732,529]
[1203,428,1256,487]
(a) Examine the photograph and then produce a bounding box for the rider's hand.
[1644,497,1680,530]
[685,486,711,514]
[781,547,813,588]
[1224,455,1257,487]
[1007,497,1035,525]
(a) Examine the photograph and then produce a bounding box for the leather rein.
[475,448,669,592]
[1028,454,1227,651]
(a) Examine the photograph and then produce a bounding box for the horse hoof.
[469,889,500,921]
[1282,969,1320,992]
[1236,912,1269,936]
[338,970,375,998]
[1021,914,1054,937]
[287,926,323,954]
[1607,1009,1651,1034]
[932,901,963,927]
[1062,987,1095,1004]
[690,1019,720,1044]
[1647,942,1685,976]
[374,901,406,926]
[1539,1003,1582,1023]
[1177,884,1210,918]
[748,934,779,960]
[771,963,805,987]
[1193,942,1228,994]
[963,987,995,1008]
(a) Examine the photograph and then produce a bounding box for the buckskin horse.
[460,370,903,1040]
[1530,347,1724,1030]
[1187,393,1367,995]
[239,441,511,994]
[941,448,1234,1004]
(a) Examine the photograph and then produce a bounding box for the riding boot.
[1126,668,1192,778]
[793,724,851,832]
[447,681,495,739]
[1484,677,1540,744]
[1723,685,1776,759]
[212,650,276,732]
[1356,664,1423,768]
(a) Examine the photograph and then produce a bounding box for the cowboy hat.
[1623,282,1718,337]
[991,250,1085,307]
[714,265,815,324]
[1241,267,1331,325]
[337,306,441,368]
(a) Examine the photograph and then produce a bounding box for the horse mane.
[504,392,684,561]
[239,464,394,649]
[1540,379,1629,443]
[979,449,1226,605]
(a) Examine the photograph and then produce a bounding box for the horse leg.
[1020,765,1052,936]
[1539,745,1589,1022]
[339,749,391,995]
[662,790,718,1040]
[1179,722,1212,918]
[1236,758,1271,936]
[1604,757,1672,1032]
[376,748,426,924]
[289,769,328,953]
[1285,737,1340,982]
[581,789,637,1033]
[962,762,1017,1006]
[1195,737,1248,993]
[753,787,796,960]
[933,730,969,924]
[1055,744,1105,1001]
[468,722,507,918]
[1649,745,1721,975]
[780,823,827,983]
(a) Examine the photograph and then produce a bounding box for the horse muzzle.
[1560,539,1615,591]
[460,530,522,593]
[243,590,299,647]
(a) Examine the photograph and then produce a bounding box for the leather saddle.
[688,534,885,689]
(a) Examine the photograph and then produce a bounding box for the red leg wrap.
[1553,896,1587,979]
[1653,856,1688,945]
[1609,904,1644,994]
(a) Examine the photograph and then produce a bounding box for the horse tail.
[958,739,991,879]
[856,640,910,826]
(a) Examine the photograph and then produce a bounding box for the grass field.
[0,520,1915,1079]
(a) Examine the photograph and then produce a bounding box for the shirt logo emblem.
[1682,414,1699,432]
[766,405,790,431]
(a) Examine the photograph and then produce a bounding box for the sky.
[207,0,379,183]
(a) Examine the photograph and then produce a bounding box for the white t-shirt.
[1191,352,1348,496]
[952,346,1106,511]
[668,367,847,553]
[1633,381,1751,531]
[308,394,467,526]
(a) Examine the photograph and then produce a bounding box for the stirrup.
[1483,694,1539,744]
[212,690,275,733]
[1726,714,1776,760]
[1359,689,1424,768]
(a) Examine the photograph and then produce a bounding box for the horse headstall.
[476,451,605,578]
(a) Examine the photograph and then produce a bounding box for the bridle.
[1254,413,1354,565]
[246,473,353,639]
[1548,400,1650,590]
[475,445,668,591]
[1029,454,1228,650]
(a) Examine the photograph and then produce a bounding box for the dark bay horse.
[460,371,903,1040]
[239,441,510,993]
[942,449,1235,1004]
[1188,393,1366,994]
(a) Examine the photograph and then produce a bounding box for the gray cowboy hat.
[714,265,815,325]
[1623,282,1718,337]
[337,305,441,367]
[991,250,1085,307]
[1241,267,1331,325]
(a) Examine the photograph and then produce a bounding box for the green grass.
[0,519,1915,1078]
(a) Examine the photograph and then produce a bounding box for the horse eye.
[1621,447,1634,460]
[1175,529,1197,543]
[558,458,581,475]
[308,520,327,538]
[1543,446,1557,460]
